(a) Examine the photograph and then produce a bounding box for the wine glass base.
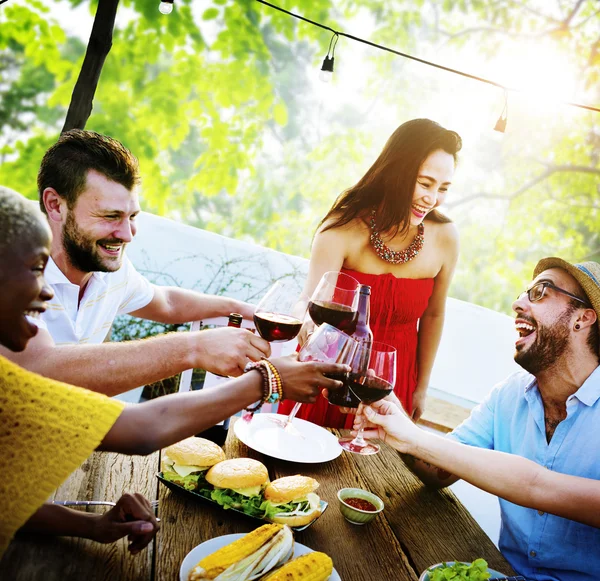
[338,437,380,455]
[268,416,288,428]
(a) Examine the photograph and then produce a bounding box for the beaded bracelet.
[243,360,271,412]
[261,358,283,404]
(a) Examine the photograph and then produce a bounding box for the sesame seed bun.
[163,437,226,467]
[206,458,269,489]
[264,475,319,504]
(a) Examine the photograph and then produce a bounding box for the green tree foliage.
[1,0,598,315]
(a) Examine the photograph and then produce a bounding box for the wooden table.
[1,422,514,580]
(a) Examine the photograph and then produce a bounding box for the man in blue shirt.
[396,257,600,580]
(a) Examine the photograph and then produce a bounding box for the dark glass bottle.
[195,313,242,445]
[352,285,373,346]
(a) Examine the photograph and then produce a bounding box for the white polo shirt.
[37,256,155,345]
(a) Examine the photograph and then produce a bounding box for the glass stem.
[285,402,302,426]
[351,427,367,447]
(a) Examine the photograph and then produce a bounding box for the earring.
[575,323,581,330]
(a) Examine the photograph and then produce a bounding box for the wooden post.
[61,0,120,133]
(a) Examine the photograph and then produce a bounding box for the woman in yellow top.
[0,187,348,557]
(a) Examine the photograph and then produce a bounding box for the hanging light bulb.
[159,0,174,14]
[319,55,334,83]
[494,90,509,133]
[319,33,339,83]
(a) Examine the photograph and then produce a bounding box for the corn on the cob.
[261,552,333,581]
[194,523,282,579]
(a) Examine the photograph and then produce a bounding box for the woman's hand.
[352,399,420,454]
[90,493,159,554]
[411,388,427,422]
[297,319,316,347]
[271,354,349,403]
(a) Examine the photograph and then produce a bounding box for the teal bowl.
[419,562,506,580]
[337,488,384,525]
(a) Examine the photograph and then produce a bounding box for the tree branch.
[61,0,120,133]
[562,0,585,28]
[446,165,600,209]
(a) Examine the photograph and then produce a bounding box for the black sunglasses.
[517,281,591,307]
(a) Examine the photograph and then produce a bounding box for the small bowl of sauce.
[337,487,384,525]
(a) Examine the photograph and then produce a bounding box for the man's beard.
[62,211,124,273]
[515,309,573,375]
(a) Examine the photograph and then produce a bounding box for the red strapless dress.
[277,268,434,428]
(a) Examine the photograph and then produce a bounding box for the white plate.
[234,413,342,463]
[180,533,341,581]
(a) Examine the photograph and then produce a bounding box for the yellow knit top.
[0,356,124,557]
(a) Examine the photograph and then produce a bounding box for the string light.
[159,0,174,15]
[494,90,509,133]
[319,33,338,83]
[256,0,600,116]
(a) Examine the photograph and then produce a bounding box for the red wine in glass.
[337,341,397,455]
[253,312,302,343]
[308,300,358,334]
[347,375,393,405]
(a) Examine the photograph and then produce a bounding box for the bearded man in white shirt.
[1,130,271,396]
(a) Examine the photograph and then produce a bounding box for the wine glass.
[272,323,357,433]
[253,279,306,343]
[307,271,360,334]
[337,341,396,455]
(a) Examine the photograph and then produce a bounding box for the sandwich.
[161,437,226,493]
[205,458,270,517]
[261,552,333,581]
[262,475,322,527]
[188,523,294,581]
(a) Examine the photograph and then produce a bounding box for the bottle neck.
[228,313,243,328]
[356,289,370,326]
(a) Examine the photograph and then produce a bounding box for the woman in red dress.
[278,118,462,428]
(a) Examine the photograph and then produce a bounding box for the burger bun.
[264,475,319,504]
[163,437,226,467]
[206,458,269,489]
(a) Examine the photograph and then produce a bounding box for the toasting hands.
[191,327,272,377]
[352,399,420,454]
[271,354,350,403]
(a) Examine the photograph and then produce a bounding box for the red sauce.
[344,497,377,511]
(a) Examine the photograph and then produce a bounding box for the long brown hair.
[320,119,462,237]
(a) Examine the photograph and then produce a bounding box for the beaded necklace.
[369,210,424,264]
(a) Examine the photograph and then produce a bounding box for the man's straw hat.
[533,257,600,336]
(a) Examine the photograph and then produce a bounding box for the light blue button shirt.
[449,367,600,581]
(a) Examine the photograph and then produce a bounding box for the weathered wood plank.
[337,432,514,576]
[0,451,159,581]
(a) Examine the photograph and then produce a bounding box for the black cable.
[0,0,11,6]
[256,0,600,114]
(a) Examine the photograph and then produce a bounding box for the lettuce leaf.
[162,468,209,491]
[211,487,266,517]
[430,559,491,581]
[260,499,311,520]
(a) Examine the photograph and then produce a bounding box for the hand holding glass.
[336,341,396,455]
[272,324,357,431]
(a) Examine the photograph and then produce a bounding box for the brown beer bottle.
[195,313,243,445]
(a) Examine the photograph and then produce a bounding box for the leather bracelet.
[243,361,270,412]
